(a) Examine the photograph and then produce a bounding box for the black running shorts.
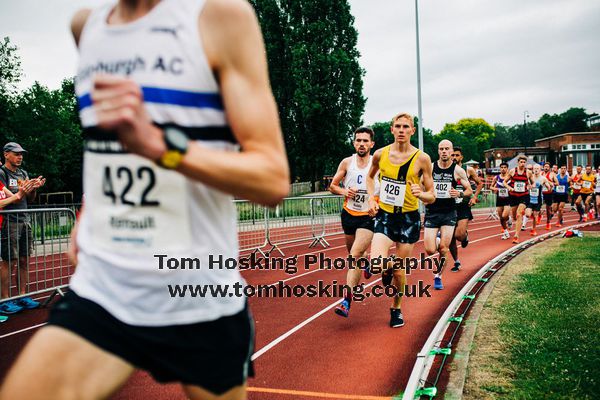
[374,210,421,244]
[543,192,553,206]
[48,291,254,395]
[456,204,473,221]
[341,209,374,235]
[510,195,529,207]
[424,210,457,228]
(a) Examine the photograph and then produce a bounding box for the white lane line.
[0,323,47,340]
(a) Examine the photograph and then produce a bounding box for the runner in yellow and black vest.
[580,165,596,221]
[366,112,435,328]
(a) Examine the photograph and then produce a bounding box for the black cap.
[3,142,27,153]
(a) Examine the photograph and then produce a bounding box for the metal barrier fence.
[1,195,502,305]
[236,196,343,256]
[0,208,76,305]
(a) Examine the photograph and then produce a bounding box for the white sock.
[522,216,528,225]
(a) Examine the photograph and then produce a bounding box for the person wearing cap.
[0,142,46,315]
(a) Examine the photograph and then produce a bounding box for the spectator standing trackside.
[0,142,46,314]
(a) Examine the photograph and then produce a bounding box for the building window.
[563,145,568,151]
[574,152,587,166]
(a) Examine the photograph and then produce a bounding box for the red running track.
[0,210,596,399]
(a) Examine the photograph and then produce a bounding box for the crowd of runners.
[331,114,599,328]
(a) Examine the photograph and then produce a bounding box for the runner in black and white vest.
[423,140,471,290]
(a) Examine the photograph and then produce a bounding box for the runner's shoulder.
[416,150,432,165]
[71,8,92,45]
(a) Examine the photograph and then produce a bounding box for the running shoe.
[0,315,7,323]
[537,215,542,224]
[451,261,461,272]
[588,211,594,220]
[546,223,551,230]
[555,222,562,227]
[461,232,469,248]
[334,299,350,318]
[17,297,40,309]
[530,230,537,236]
[382,268,393,286]
[0,301,23,315]
[389,308,404,328]
[434,276,443,290]
[512,237,520,244]
[583,216,588,222]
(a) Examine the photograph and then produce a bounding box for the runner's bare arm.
[467,166,482,205]
[490,175,498,192]
[456,167,473,197]
[0,182,34,208]
[367,149,381,213]
[505,169,515,191]
[468,167,483,196]
[177,0,289,206]
[329,158,351,198]
[413,152,435,204]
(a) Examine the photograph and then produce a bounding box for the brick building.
[484,132,600,172]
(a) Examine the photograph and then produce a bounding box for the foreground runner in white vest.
[0,1,289,399]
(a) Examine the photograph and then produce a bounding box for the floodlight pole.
[415,0,424,152]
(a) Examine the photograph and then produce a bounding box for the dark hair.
[500,162,508,168]
[453,146,462,154]
[354,126,374,141]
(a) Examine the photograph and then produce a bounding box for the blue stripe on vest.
[77,87,224,111]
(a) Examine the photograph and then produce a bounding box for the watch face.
[165,127,189,151]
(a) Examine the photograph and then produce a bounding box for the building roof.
[534,132,599,143]
[484,147,549,153]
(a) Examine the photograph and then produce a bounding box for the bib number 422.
[103,166,160,207]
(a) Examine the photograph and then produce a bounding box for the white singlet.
[71,0,244,326]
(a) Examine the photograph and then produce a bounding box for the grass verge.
[464,234,600,399]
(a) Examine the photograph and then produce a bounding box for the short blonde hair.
[391,113,414,127]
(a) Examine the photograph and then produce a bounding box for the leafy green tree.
[0,37,22,96]
[5,79,83,196]
[436,118,494,161]
[251,0,365,183]
[492,124,522,148]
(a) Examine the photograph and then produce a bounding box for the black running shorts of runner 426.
[340,209,374,235]
[47,291,255,394]
[374,209,421,243]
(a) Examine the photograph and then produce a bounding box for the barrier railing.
[1,195,501,307]
[0,208,76,305]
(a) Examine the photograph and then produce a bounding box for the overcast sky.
[1,0,599,133]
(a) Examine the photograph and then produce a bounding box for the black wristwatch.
[157,127,189,169]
